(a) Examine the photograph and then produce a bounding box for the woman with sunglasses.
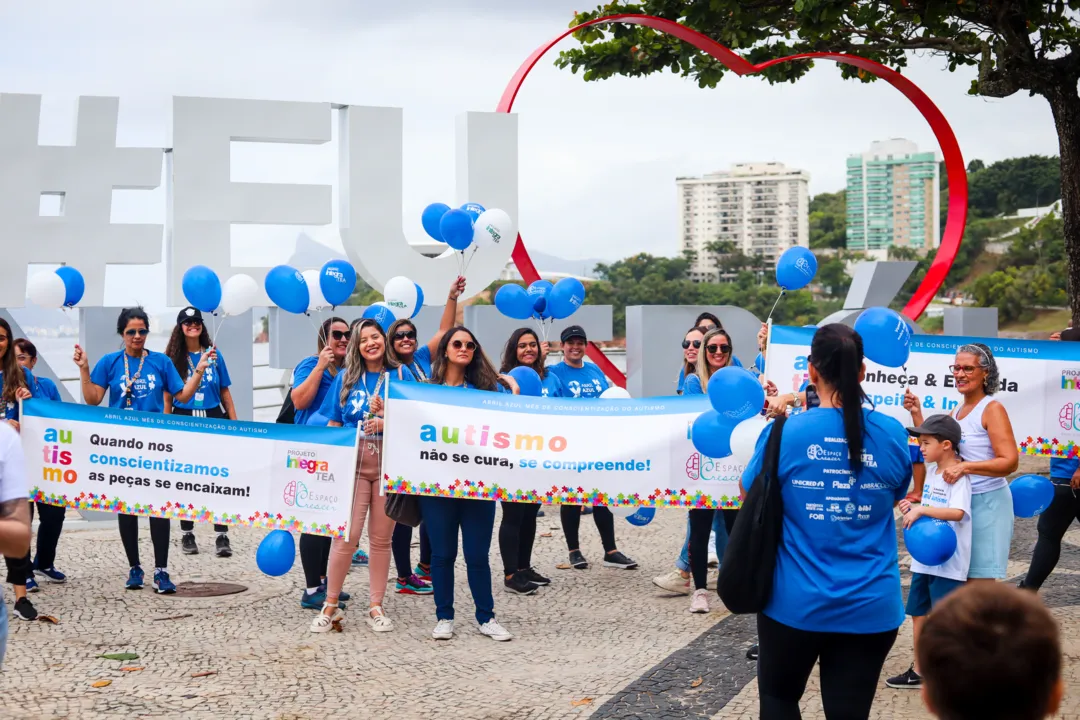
[677,326,707,395]
[310,319,405,633]
[422,326,518,642]
[293,316,354,610]
[164,307,237,558]
[383,276,466,589]
[74,307,210,593]
[905,344,1018,583]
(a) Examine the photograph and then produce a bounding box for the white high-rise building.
[677,162,810,282]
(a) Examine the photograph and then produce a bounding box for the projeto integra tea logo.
[285,449,336,482]
[1062,369,1080,390]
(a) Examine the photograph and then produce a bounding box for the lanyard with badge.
[187,350,207,408]
[361,370,387,454]
[121,352,146,410]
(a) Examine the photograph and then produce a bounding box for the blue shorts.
[906,572,964,616]
[969,485,1015,579]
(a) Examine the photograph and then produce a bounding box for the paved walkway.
[2,459,1078,719]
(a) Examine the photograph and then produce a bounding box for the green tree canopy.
[808,190,846,250]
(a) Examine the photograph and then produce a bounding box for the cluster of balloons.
[494,278,587,324]
[263,260,358,315]
[361,275,425,332]
[27,266,85,308]
[422,202,514,263]
[854,306,913,368]
[691,367,770,465]
[256,529,295,576]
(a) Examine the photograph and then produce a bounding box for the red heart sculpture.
[497,13,968,387]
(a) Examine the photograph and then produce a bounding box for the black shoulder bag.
[276,390,297,424]
[717,414,786,614]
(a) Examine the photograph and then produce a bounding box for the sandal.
[309,602,345,633]
[366,605,394,633]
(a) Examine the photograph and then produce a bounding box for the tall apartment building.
[845,139,940,256]
[677,163,810,282]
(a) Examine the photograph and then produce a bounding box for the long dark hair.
[385,318,419,367]
[317,316,348,352]
[500,328,546,379]
[164,322,212,377]
[694,312,722,329]
[811,324,868,473]
[0,319,26,403]
[430,326,501,391]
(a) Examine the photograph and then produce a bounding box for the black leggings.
[757,612,898,720]
[689,508,738,590]
[300,533,332,588]
[561,505,616,554]
[3,501,65,585]
[1025,483,1080,589]
[392,521,432,579]
[499,502,540,575]
[118,514,171,569]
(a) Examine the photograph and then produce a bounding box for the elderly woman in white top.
[905,342,1018,581]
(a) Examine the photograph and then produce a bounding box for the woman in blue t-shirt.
[164,306,237,558]
[422,326,517,643]
[741,324,912,718]
[74,307,210,595]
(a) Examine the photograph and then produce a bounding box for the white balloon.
[607,505,636,518]
[600,386,632,399]
[220,274,260,316]
[383,275,418,319]
[27,272,66,308]
[301,270,329,312]
[730,415,771,467]
[472,209,514,250]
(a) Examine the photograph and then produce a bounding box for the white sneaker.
[706,571,718,591]
[366,606,394,633]
[689,588,710,614]
[652,569,692,595]
[432,618,455,640]
[478,619,512,642]
[309,603,345,633]
[708,531,719,567]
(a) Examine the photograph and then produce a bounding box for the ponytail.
[810,324,868,473]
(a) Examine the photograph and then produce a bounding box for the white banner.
[22,400,359,538]
[765,325,1080,460]
[383,383,744,509]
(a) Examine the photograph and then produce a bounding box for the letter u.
[441,427,459,444]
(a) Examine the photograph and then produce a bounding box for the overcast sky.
[0,0,1060,307]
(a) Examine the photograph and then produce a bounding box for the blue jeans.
[0,586,7,668]
[676,512,727,572]
[417,496,497,624]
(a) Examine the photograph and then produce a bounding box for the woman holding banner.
[905,343,1018,582]
[421,326,518,642]
[73,307,211,594]
[310,318,404,633]
[164,307,237,558]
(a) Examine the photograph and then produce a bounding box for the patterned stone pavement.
[3,459,1079,719]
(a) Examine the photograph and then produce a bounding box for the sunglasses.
[181,318,202,327]
[451,340,477,351]
[393,330,417,341]
[124,328,150,337]
[330,330,351,341]
[682,339,702,350]
[706,343,731,354]
[949,364,980,376]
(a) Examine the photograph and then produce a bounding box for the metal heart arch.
[497,13,969,387]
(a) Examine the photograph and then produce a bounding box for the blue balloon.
[440,209,474,251]
[533,296,548,318]
[707,367,766,423]
[626,507,656,526]
[904,517,958,566]
[54,266,84,307]
[362,304,396,332]
[422,202,450,241]
[265,265,310,314]
[508,366,543,397]
[256,529,295,577]
[319,259,356,307]
[494,284,533,320]
[1010,474,1055,518]
[775,246,818,291]
[411,283,425,319]
[854,306,912,368]
[754,352,765,374]
[527,280,553,305]
[182,265,222,313]
[460,202,486,222]
[548,277,586,320]
[691,410,735,458]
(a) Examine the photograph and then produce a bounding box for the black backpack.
[717,414,786,614]
[276,389,296,425]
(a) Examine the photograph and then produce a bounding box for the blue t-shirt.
[400,346,433,382]
[90,350,185,413]
[0,367,36,420]
[677,366,686,394]
[678,357,743,394]
[292,355,336,426]
[547,361,609,399]
[683,373,703,395]
[1051,456,1078,482]
[909,443,925,464]
[321,369,411,429]
[742,407,912,634]
[541,372,564,398]
[32,375,61,402]
[172,350,232,411]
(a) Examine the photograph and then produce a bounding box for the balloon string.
[463,246,479,273]
[766,289,786,322]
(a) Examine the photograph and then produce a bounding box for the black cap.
[907,414,962,449]
[560,325,587,343]
[177,306,204,325]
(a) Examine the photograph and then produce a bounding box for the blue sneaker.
[301,588,347,610]
[352,548,369,566]
[25,576,39,593]
[316,582,350,602]
[152,570,176,594]
[34,566,67,583]
[126,566,145,590]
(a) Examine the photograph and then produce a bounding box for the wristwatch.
[790,392,802,409]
